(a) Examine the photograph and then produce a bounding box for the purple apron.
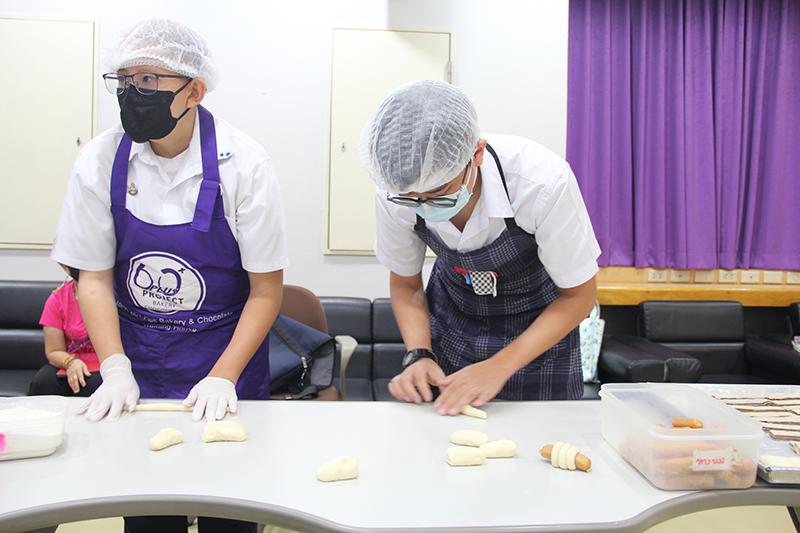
[416,144,581,401]
[110,105,270,400]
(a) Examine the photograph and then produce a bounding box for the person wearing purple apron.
[51,19,287,533]
[359,80,601,415]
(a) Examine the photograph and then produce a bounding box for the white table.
[1,399,799,533]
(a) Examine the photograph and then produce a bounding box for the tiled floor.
[53,506,797,533]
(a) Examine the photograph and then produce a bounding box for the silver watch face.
[402,352,417,367]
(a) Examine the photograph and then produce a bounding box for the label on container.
[692,447,734,471]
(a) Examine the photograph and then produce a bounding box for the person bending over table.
[51,18,288,533]
[358,80,601,415]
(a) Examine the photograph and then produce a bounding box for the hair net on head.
[358,79,480,195]
[103,18,220,92]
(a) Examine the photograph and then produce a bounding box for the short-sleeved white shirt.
[51,113,289,274]
[374,133,600,289]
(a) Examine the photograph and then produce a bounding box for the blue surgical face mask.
[409,185,472,222]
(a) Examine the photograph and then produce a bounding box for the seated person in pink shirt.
[29,265,101,396]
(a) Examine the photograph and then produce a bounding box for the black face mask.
[117,79,192,143]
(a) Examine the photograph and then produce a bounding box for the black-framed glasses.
[387,161,472,208]
[102,72,192,95]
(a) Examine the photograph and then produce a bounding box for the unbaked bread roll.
[446,446,486,466]
[316,456,359,482]
[460,405,487,419]
[450,430,490,447]
[479,439,517,458]
[149,428,183,451]
[201,420,246,443]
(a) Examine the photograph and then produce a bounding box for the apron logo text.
[126,252,206,315]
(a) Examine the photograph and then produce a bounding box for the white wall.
[0,0,569,299]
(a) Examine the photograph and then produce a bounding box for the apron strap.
[192,105,221,232]
[414,143,519,231]
[111,134,133,208]
[483,143,518,230]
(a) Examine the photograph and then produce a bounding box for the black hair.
[66,266,80,281]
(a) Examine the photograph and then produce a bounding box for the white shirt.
[374,133,600,288]
[51,113,289,274]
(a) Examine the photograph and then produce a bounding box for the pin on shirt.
[128,182,138,195]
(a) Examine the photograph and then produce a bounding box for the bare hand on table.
[66,359,91,394]
[388,358,446,404]
[433,360,509,416]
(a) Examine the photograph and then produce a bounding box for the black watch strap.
[402,348,438,369]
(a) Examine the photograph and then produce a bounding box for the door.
[0,16,97,249]
[327,28,452,254]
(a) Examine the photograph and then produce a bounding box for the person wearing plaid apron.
[359,80,601,415]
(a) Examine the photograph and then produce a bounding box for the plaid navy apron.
[415,144,581,401]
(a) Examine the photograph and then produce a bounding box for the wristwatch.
[402,348,438,369]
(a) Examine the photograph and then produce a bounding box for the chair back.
[280,285,328,334]
[637,300,746,375]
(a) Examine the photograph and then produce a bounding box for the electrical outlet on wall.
[718,270,738,283]
[647,269,669,282]
[694,271,714,283]
[740,271,760,283]
[670,270,691,282]
[763,271,783,284]
[787,272,800,284]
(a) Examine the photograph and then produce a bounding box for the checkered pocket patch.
[469,271,498,297]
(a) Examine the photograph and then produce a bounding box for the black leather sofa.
[4,280,798,400]
[0,280,60,397]
[320,297,404,401]
[598,300,800,385]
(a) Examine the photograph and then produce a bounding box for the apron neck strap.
[483,143,518,230]
[415,143,518,230]
[191,105,220,232]
[109,106,221,232]
[111,135,133,208]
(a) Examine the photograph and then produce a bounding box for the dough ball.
[316,456,359,482]
[450,430,490,447]
[201,420,246,443]
[446,446,486,466]
[460,405,487,419]
[479,439,517,458]
[149,427,184,451]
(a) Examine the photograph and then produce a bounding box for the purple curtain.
[567,0,800,270]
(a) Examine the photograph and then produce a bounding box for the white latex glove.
[183,376,238,422]
[77,354,140,422]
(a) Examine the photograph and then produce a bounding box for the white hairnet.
[104,18,220,92]
[359,79,480,194]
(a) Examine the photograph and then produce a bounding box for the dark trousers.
[28,364,102,397]
[124,516,258,533]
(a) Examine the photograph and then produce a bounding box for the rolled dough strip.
[149,428,184,451]
[450,430,490,447]
[460,405,487,419]
[316,456,359,482]
[133,403,193,412]
[132,403,231,413]
[202,420,246,442]
[479,440,517,458]
[446,446,486,466]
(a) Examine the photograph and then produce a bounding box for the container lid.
[600,383,763,439]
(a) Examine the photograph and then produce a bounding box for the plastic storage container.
[0,396,67,461]
[600,383,762,490]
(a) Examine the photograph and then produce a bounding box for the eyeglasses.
[102,72,192,95]
[387,161,472,208]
